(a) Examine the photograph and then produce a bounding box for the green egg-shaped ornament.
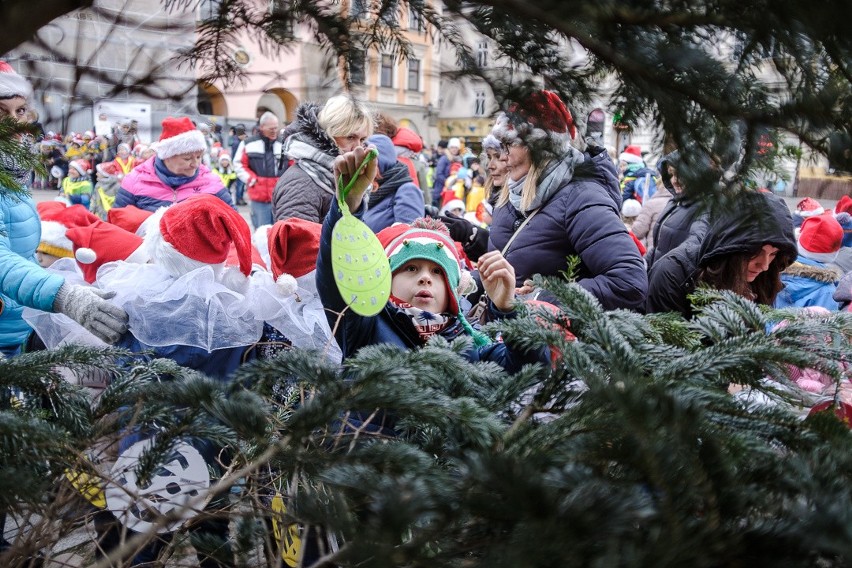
[331,215,390,316]
[331,148,390,316]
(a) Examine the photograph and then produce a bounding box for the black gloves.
[439,214,490,262]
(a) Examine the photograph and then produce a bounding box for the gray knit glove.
[52,284,129,344]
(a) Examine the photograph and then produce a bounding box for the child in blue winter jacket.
[776,214,843,311]
[317,146,546,379]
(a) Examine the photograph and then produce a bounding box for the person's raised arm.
[334,145,378,214]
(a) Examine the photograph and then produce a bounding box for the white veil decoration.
[23,258,106,347]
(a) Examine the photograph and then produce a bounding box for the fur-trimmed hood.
[783,259,843,283]
[286,102,339,157]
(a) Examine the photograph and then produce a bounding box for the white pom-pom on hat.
[75,247,97,265]
[275,273,298,296]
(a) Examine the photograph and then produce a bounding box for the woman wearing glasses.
[488,90,647,310]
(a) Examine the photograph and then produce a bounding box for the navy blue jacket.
[363,162,424,233]
[488,146,647,311]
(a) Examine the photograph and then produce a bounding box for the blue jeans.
[234,180,245,203]
[249,200,273,229]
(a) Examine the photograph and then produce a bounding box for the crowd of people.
[2,59,852,565]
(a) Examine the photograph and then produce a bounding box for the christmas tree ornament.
[331,148,391,316]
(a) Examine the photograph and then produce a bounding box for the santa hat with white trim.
[0,60,32,99]
[619,145,644,164]
[155,116,207,160]
[797,214,843,263]
[66,220,148,283]
[490,90,576,158]
[37,221,74,259]
[795,197,824,218]
[267,218,322,295]
[37,203,99,261]
[69,159,92,177]
[144,194,253,279]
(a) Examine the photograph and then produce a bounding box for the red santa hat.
[225,243,268,273]
[36,201,69,221]
[107,205,154,234]
[69,159,92,177]
[96,161,119,179]
[795,197,824,218]
[490,90,576,157]
[155,116,207,160]
[0,60,32,99]
[798,214,843,262]
[37,203,100,261]
[619,145,644,164]
[66,220,147,283]
[149,194,253,276]
[38,202,100,228]
[267,218,323,294]
[834,195,852,216]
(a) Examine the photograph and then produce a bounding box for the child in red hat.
[775,214,844,311]
[61,159,94,208]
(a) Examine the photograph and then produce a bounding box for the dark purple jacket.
[488,146,647,311]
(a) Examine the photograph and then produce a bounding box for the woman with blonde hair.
[273,95,373,223]
[487,90,647,310]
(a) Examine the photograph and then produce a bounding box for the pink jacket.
[115,157,233,212]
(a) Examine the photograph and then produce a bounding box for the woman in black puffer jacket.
[644,150,712,269]
[487,90,647,311]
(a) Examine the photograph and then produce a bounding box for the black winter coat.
[645,192,797,317]
[488,146,648,311]
[645,151,713,269]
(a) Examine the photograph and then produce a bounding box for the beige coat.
[632,187,672,250]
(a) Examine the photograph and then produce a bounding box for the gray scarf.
[284,135,337,194]
[508,148,585,215]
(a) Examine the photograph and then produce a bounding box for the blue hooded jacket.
[1,191,65,348]
[775,256,842,311]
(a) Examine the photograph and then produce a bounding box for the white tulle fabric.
[23,258,341,362]
[23,258,106,348]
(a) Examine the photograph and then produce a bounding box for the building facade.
[198,0,440,143]
[5,0,197,141]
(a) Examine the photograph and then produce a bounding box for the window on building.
[350,0,368,18]
[409,7,424,31]
[474,90,486,117]
[380,54,394,88]
[407,59,421,91]
[350,49,366,85]
[476,40,489,68]
[199,0,222,21]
